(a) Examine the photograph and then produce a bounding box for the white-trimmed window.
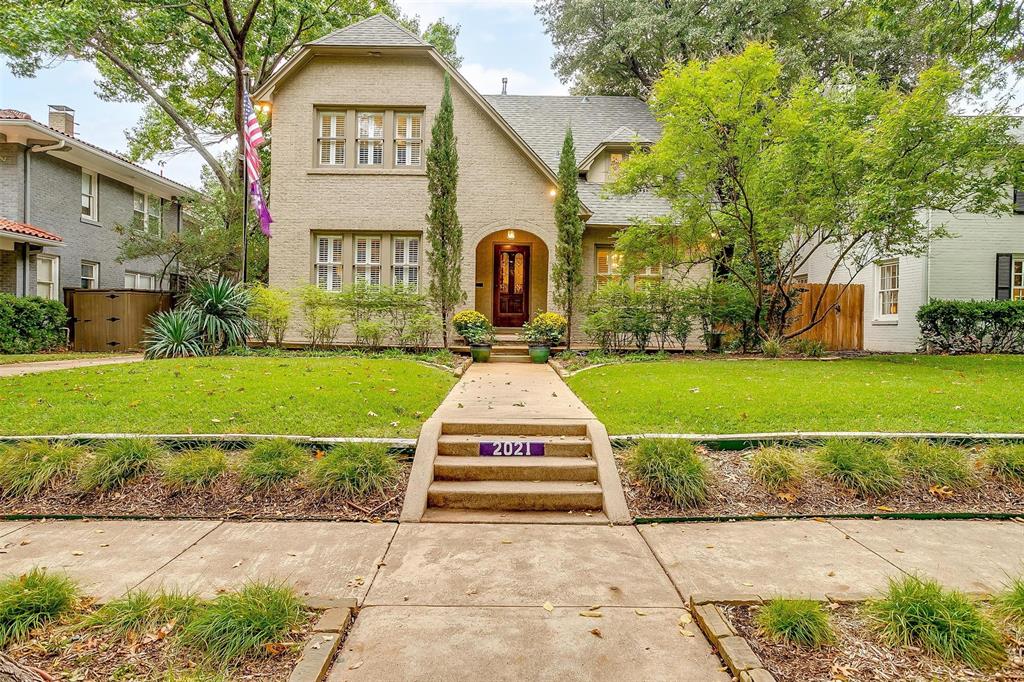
[315,236,344,291]
[608,152,625,179]
[80,261,99,289]
[392,236,420,289]
[876,259,899,320]
[133,191,161,236]
[354,235,382,285]
[394,113,422,167]
[81,170,97,220]
[1013,256,1024,300]
[124,271,156,290]
[634,263,663,286]
[595,244,622,287]
[318,112,346,165]
[356,112,384,166]
[36,255,59,299]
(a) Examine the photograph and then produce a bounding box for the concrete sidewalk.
[3,518,1022,680]
[0,354,143,377]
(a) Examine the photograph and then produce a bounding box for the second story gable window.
[81,170,98,221]
[394,113,422,167]
[319,112,346,165]
[356,112,384,166]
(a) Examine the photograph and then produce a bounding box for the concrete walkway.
[432,362,595,421]
[4,518,1023,679]
[0,354,143,377]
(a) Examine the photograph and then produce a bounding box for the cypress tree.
[425,73,465,347]
[552,127,585,348]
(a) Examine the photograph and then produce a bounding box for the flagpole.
[241,67,252,284]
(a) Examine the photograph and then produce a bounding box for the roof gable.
[308,14,426,47]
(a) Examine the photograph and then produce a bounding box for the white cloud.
[459,62,568,96]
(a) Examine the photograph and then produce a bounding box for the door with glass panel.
[492,244,530,327]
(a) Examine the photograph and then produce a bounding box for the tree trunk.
[0,653,49,682]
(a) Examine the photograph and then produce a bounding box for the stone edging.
[0,433,417,449]
[287,601,356,682]
[689,595,776,682]
[610,431,1024,446]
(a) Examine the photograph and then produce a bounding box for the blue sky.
[0,0,565,189]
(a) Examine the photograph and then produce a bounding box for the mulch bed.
[0,465,410,522]
[723,603,1024,682]
[618,447,1024,518]
[7,604,319,681]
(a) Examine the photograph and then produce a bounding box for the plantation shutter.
[354,236,382,286]
[393,236,420,289]
[316,236,343,291]
[394,113,422,166]
[996,253,1013,300]
[319,113,345,165]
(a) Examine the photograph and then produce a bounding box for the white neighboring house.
[798,187,1024,352]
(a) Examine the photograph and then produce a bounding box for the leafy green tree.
[425,74,465,348]
[536,0,1024,98]
[419,18,463,68]
[551,128,586,348]
[612,43,1022,340]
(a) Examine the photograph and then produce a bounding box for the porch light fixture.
[549,188,557,197]
[506,230,516,240]
[256,102,272,114]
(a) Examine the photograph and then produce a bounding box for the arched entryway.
[473,229,549,328]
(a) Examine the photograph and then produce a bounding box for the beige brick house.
[254,14,668,342]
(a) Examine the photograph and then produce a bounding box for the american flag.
[243,89,272,237]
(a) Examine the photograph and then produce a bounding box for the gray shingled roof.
[578,182,670,225]
[482,95,661,170]
[308,14,426,47]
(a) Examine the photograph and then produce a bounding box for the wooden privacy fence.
[67,289,173,352]
[785,282,864,350]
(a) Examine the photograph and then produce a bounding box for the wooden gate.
[786,283,864,350]
[70,290,173,352]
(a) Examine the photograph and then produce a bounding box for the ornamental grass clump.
[749,446,803,492]
[625,439,711,508]
[891,439,974,488]
[0,568,78,646]
[866,575,1005,669]
[814,439,901,496]
[993,578,1024,628]
[756,599,835,648]
[79,438,161,492]
[181,582,305,664]
[83,589,201,640]
[239,438,308,490]
[0,441,86,498]
[162,446,229,491]
[309,442,399,498]
[984,444,1024,483]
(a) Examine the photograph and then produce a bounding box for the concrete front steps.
[401,419,631,524]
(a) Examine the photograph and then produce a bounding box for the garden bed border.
[689,595,776,682]
[609,432,1024,450]
[288,602,356,682]
[0,433,417,453]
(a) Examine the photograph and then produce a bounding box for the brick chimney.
[47,105,75,137]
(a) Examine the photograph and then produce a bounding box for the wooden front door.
[493,244,530,327]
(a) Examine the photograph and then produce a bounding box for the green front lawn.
[0,357,456,437]
[0,353,116,366]
[567,355,1024,434]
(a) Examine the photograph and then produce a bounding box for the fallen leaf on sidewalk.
[348,661,363,670]
[634,609,648,616]
[590,628,602,638]
[678,612,692,626]
[231,560,243,568]
[543,601,554,612]
[678,627,694,637]
[71,551,84,556]
[579,611,602,618]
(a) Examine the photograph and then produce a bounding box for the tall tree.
[551,128,585,349]
[612,43,1022,340]
[0,1,462,192]
[425,74,465,348]
[535,0,1024,98]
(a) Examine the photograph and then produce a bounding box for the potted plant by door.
[521,312,568,364]
[453,310,495,363]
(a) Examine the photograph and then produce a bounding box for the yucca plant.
[187,278,253,351]
[144,308,205,360]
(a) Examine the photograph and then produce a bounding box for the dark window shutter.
[1014,188,1024,214]
[996,253,1012,300]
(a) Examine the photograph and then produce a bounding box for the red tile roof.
[0,109,32,120]
[0,217,63,243]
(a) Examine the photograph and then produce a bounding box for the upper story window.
[393,236,420,288]
[356,112,384,166]
[316,236,344,292]
[1013,187,1024,213]
[133,191,162,236]
[81,170,97,220]
[876,259,899,320]
[609,152,625,176]
[354,235,382,285]
[319,112,346,165]
[394,113,422,167]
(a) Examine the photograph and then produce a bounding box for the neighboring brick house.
[0,106,193,301]
[253,14,672,343]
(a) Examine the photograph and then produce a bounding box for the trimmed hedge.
[0,294,68,354]
[917,299,1024,354]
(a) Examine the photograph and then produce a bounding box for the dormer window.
[609,152,625,174]
[356,112,384,166]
